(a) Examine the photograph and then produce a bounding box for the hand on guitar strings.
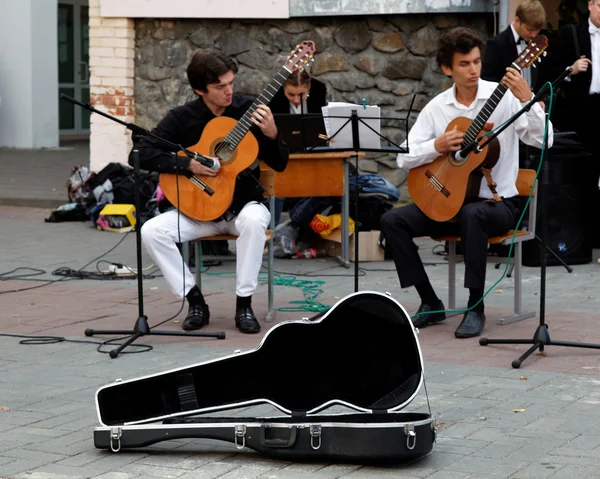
[434,126,464,154]
[435,122,494,155]
[250,104,278,140]
[501,67,534,103]
[188,158,219,176]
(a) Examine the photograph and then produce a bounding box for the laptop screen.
[274,114,328,153]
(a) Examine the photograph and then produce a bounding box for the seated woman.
[270,70,327,226]
[270,69,327,115]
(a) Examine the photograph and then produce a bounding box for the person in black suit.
[548,0,600,246]
[481,0,547,90]
[270,70,327,225]
[549,0,600,144]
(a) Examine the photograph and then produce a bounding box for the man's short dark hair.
[186,50,238,92]
[436,27,485,71]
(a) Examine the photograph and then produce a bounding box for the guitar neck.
[225,67,292,149]
[462,82,508,147]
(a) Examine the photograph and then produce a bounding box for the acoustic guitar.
[407,35,548,222]
[159,41,316,222]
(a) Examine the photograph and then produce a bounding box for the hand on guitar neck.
[250,104,278,140]
[501,67,533,103]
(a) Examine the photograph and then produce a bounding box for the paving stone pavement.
[2,144,600,478]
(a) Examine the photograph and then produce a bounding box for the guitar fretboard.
[222,67,293,149]
[462,82,508,148]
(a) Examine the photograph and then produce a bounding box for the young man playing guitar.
[136,50,288,334]
[381,27,552,338]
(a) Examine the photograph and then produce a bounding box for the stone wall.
[134,14,493,191]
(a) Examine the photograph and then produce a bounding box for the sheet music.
[321,102,381,149]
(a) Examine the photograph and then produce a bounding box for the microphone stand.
[479,68,600,368]
[60,94,226,359]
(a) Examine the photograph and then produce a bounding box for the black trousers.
[380,199,519,291]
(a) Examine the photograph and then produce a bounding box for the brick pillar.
[88,0,135,172]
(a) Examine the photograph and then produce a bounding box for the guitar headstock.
[284,41,316,73]
[514,34,548,70]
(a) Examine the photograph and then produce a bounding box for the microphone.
[192,152,221,172]
[454,138,482,161]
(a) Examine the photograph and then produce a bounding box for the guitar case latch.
[110,427,122,452]
[234,424,247,449]
[309,424,322,450]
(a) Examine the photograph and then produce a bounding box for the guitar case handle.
[259,425,298,448]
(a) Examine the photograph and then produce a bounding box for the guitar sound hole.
[214,141,234,161]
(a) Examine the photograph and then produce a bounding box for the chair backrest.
[515,168,537,234]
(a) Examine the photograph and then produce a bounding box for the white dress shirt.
[511,24,532,87]
[397,79,553,199]
[289,95,309,114]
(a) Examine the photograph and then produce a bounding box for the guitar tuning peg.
[532,64,537,68]
[543,51,547,56]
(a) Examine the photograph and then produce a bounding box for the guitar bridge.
[425,170,450,198]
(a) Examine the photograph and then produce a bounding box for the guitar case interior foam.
[93,291,436,461]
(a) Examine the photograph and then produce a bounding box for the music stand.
[303,98,414,291]
[60,94,226,358]
[478,69,600,368]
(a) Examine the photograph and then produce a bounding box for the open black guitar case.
[93,291,436,461]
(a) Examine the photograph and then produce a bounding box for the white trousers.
[141,202,270,299]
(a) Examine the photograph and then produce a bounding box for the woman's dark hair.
[436,27,485,71]
[186,50,238,92]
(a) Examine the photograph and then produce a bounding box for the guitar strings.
[213,66,290,158]
[428,80,510,191]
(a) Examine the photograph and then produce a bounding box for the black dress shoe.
[455,310,486,338]
[235,307,261,334]
[182,304,210,331]
[412,301,446,329]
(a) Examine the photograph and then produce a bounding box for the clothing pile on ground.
[272,173,400,258]
[45,163,159,226]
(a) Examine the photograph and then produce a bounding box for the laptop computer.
[274,114,328,153]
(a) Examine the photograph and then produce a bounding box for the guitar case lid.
[95,291,425,426]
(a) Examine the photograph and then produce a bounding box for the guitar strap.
[480,167,502,202]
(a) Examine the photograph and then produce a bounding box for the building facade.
[0,0,560,175]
